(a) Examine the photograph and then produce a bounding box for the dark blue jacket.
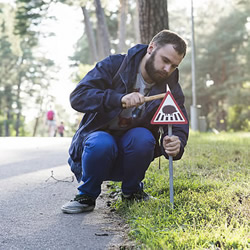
[69,44,189,182]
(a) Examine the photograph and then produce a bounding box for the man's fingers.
[165,146,179,157]
[130,95,144,107]
[121,92,145,108]
[165,144,179,154]
[163,135,181,157]
[165,143,180,151]
[163,136,179,147]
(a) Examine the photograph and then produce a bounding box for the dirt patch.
[96,182,136,249]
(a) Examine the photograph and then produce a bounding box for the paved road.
[0,137,129,250]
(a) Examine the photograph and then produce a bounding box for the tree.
[81,6,98,63]
[117,0,128,53]
[13,0,56,136]
[194,1,250,130]
[164,0,250,131]
[0,4,19,136]
[94,0,111,58]
[0,0,56,136]
[137,0,169,44]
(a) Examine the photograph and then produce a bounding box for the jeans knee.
[83,131,117,157]
[123,127,156,156]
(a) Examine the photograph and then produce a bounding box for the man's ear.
[147,42,155,54]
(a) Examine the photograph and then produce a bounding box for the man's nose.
[164,64,171,73]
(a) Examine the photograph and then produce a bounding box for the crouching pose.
[61,30,189,214]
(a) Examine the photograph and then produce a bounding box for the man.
[61,30,189,214]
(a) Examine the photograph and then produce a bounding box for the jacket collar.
[119,44,148,89]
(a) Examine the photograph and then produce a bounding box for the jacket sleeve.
[70,55,125,113]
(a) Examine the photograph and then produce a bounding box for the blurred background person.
[46,107,56,137]
[57,121,65,137]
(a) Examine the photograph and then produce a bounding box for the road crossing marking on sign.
[151,91,188,125]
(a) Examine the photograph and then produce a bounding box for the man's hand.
[121,92,145,108]
[163,135,181,157]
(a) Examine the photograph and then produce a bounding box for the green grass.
[113,132,250,249]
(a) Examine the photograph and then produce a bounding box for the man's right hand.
[121,92,145,108]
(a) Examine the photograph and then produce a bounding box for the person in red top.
[46,108,56,137]
[58,122,65,137]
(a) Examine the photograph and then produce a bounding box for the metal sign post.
[168,124,174,208]
[151,89,188,208]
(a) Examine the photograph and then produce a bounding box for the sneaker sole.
[61,205,95,214]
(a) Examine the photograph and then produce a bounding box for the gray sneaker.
[61,194,96,214]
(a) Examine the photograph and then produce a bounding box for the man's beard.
[145,50,169,84]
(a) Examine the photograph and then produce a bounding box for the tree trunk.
[0,121,2,136]
[117,0,128,53]
[137,0,169,44]
[33,116,39,137]
[15,77,22,136]
[15,113,20,136]
[4,109,10,136]
[4,85,12,136]
[81,6,98,63]
[94,0,111,58]
[134,0,141,43]
[96,29,105,60]
[0,92,2,136]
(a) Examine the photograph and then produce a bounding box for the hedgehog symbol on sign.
[162,105,177,115]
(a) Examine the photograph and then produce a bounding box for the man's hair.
[150,30,187,57]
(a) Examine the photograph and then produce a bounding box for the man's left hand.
[163,135,181,157]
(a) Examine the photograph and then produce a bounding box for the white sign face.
[151,91,188,125]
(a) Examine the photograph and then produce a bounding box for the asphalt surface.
[0,137,130,250]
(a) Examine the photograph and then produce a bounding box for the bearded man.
[61,30,189,214]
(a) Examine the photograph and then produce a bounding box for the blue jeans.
[78,127,156,198]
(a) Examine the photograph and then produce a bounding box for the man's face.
[145,43,184,84]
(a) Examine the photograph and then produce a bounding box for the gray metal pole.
[168,124,174,208]
[191,0,198,131]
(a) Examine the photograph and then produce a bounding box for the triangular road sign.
[151,91,188,124]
